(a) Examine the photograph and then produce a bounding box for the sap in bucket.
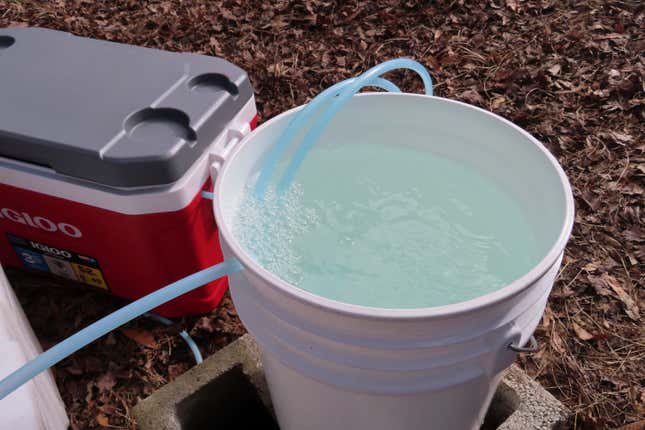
[212,60,574,429]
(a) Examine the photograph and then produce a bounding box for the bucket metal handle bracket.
[507,335,540,353]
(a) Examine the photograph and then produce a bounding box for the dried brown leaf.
[588,274,612,296]
[547,64,561,76]
[191,316,217,334]
[491,96,506,110]
[601,273,640,321]
[96,372,116,392]
[506,0,519,11]
[96,413,109,427]
[120,328,158,349]
[573,321,594,341]
[610,131,634,144]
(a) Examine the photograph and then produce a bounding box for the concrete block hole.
[176,365,279,430]
[480,384,520,429]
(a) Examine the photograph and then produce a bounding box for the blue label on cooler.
[6,233,108,289]
[14,246,51,272]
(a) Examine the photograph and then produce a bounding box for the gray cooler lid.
[0,27,253,187]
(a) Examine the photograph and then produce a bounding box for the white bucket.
[213,93,574,430]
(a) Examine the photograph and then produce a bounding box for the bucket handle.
[507,335,540,353]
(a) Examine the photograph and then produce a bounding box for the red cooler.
[0,28,257,316]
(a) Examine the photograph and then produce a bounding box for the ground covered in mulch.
[1,1,643,429]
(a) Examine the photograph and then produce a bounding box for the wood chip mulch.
[1,1,643,429]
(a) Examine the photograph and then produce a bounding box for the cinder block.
[493,365,569,430]
[133,335,276,430]
[133,335,569,430]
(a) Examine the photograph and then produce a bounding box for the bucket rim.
[214,92,575,320]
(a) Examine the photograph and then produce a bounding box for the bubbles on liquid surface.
[233,184,319,286]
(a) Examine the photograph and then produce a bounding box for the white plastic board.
[0,265,68,430]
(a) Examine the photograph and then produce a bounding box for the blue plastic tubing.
[254,58,432,198]
[144,312,203,364]
[253,75,401,198]
[0,259,240,400]
[201,190,215,200]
